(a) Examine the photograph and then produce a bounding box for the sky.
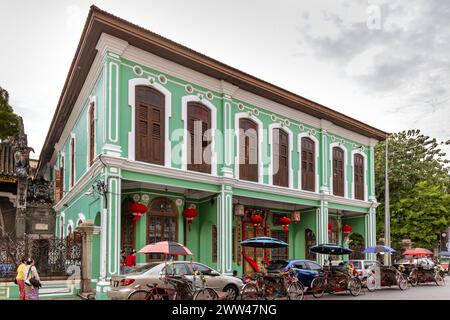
[0,0,449,160]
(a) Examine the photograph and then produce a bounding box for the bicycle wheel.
[365,275,376,292]
[409,270,418,287]
[310,277,325,298]
[127,289,152,300]
[241,282,259,300]
[348,278,362,296]
[435,273,445,286]
[193,288,219,300]
[287,282,304,300]
[398,274,408,290]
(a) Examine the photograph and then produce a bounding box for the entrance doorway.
[147,197,178,261]
[242,222,265,275]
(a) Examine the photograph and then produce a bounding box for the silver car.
[107,261,243,300]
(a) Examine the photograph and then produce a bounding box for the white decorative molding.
[234,112,264,184]
[95,33,129,58]
[220,80,239,98]
[127,77,172,167]
[298,132,320,193]
[181,95,218,176]
[350,149,368,201]
[86,95,97,170]
[268,123,293,188]
[329,142,349,198]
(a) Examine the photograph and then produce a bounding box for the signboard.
[0,176,17,183]
[35,223,49,231]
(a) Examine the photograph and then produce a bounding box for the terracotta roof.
[36,5,388,176]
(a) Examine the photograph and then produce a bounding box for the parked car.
[344,260,381,281]
[107,261,243,300]
[266,259,323,288]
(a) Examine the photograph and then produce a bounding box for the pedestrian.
[120,249,126,274]
[124,249,137,273]
[16,258,26,300]
[23,258,41,300]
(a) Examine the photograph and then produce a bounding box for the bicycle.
[310,267,362,298]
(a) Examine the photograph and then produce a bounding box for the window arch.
[186,101,212,173]
[239,118,258,182]
[353,153,365,200]
[301,137,315,191]
[332,146,345,197]
[135,86,165,165]
[272,128,289,187]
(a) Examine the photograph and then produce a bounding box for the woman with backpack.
[23,258,41,300]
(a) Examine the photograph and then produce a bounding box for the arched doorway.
[147,197,178,261]
[121,198,135,254]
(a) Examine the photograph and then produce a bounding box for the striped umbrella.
[139,241,193,256]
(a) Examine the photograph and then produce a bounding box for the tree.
[375,130,450,248]
[0,86,20,140]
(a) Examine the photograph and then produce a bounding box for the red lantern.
[250,214,263,226]
[183,207,198,231]
[279,216,291,235]
[342,224,352,237]
[129,202,148,222]
[328,223,333,231]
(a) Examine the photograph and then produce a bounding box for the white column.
[316,200,329,266]
[217,184,233,275]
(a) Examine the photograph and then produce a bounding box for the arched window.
[354,154,365,200]
[70,137,75,188]
[239,118,258,182]
[301,137,315,191]
[272,128,289,187]
[88,102,95,166]
[187,102,211,173]
[135,86,165,165]
[332,147,345,196]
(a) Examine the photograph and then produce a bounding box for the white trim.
[329,142,348,198]
[268,123,293,188]
[66,220,74,235]
[76,213,86,227]
[298,133,320,193]
[87,96,97,169]
[350,149,368,201]
[59,213,65,238]
[181,95,218,176]
[234,112,264,184]
[108,62,119,143]
[69,134,76,190]
[128,78,172,167]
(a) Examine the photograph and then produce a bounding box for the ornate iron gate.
[0,235,82,281]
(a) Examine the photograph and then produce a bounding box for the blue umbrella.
[438,251,450,257]
[363,245,396,254]
[240,237,288,248]
[310,243,352,255]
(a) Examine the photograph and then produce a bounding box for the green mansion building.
[36,6,387,298]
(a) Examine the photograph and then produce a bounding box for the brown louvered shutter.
[273,129,289,187]
[54,168,61,203]
[60,157,64,199]
[354,154,364,200]
[301,137,315,191]
[89,102,95,166]
[187,102,211,173]
[70,139,75,187]
[239,119,258,182]
[332,147,344,196]
[135,86,165,165]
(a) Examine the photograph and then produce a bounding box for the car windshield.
[128,262,162,275]
[267,260,289,270]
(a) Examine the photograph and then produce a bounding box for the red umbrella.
[403,248,433,256]
[139,241,193,256]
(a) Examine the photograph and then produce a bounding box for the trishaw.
[400,248,444,287]
[309,244,362,298]
[239,237,304,300]
[438,251,450,275]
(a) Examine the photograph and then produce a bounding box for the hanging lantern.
[234,204,245,216]
[328,223,333,231]
[279,216,291,235]
[291,211,301,223]
[250,214,263,227]
[183,207,198,231]
[342,224,352,238]
[129,202,148,222]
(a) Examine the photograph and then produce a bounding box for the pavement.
[312,279,450,300]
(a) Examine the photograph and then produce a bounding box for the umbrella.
[403,248,433,256]
[240,237,288,248]
[363,245,396,254]
[310,243,352,255]
[139,241,193,256]
[438,251,450,257]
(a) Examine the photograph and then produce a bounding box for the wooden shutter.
[54,168,61,203]
[60,158,64,199]
[187,102,211,173]
[239,119,258,182]
[301,137,315,191]
[332,147,344,196]
[70,139,75,187]
[135,86,165,165]
[89,102,95,166]
[354,154,364,200]
[273,129,289,187]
